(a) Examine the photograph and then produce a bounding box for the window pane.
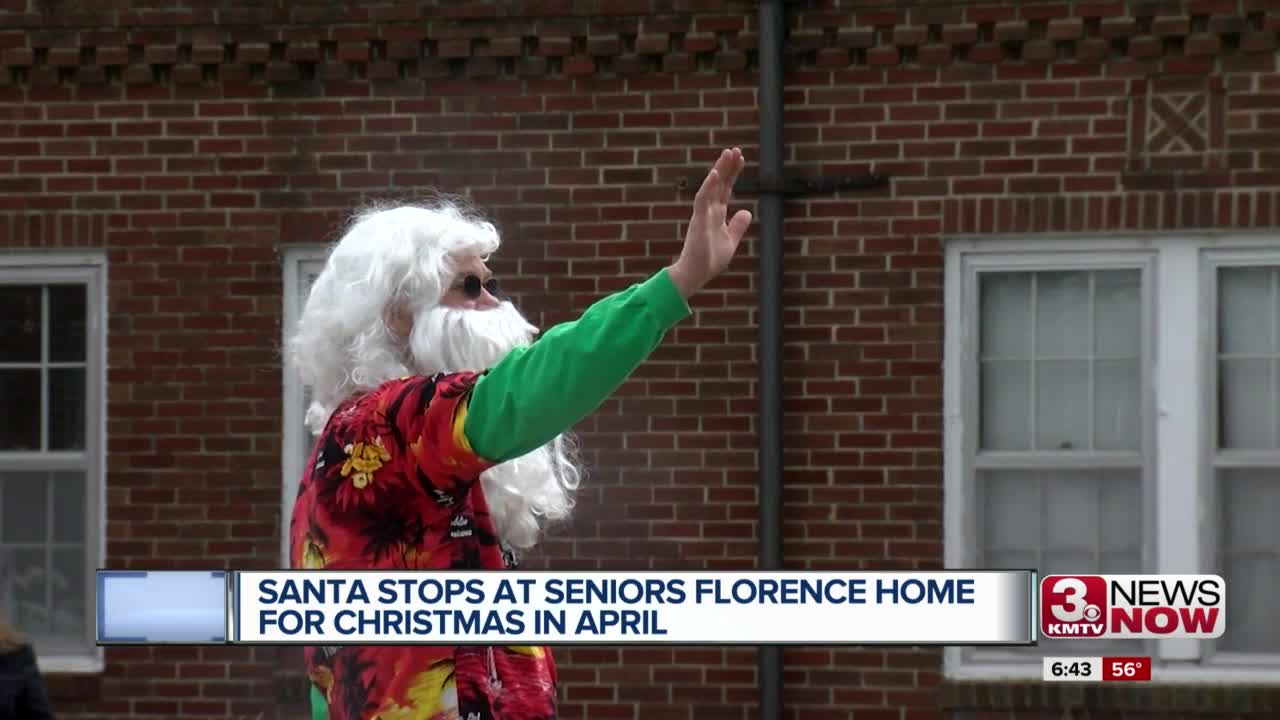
[984,550,1037,571]
[1218,469,1280,653]
[978,469,1142,654]
[1043,475,1098,552]
[48,284,87,363]
[52,471,85,544]
[301,263,323,302]
[0,370,40,450]
[980,360,1029,450]
[1035,360,1089,451]
[1099,550,1142,574]
[0,286,40,363]
[979,469,1141,563]
[979,268,1143,454]
[299,266,321,460]
[980,273,1030,358]
[1,547,50,634]
[1094,270,1141,358]
[1093,471,1143,573]
[1094,359,1140,451]
[1035,271,1089,358]
[1276,360,1280,449]
[1219,358,1272,450]
[1217,265,1280,450]
[1099,472,1143,553]
[980,471,1039,553]
[48,368,85,451]
[1219,267,1273,355]
[50,547,85,642]
[1,472,47,543]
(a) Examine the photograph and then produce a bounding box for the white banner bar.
[96,570,228,645]
[230,570,1036,645]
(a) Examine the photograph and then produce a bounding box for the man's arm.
[458,147,751,464]
[403,147,749,475]
[461,267,690,463]
[310,685,329,720]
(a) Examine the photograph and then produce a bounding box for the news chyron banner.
[95,570,1037,645]
[1040,575,1225,639]
[95,571,228,644]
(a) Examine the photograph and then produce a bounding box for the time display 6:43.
[1042,657,1153,682]
[1043,657,1098,681]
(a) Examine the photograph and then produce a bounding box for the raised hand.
[667,148,753,299]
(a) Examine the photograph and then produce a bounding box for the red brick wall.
[2,1,1279,718]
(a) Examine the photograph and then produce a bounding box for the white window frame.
[0,251,106,674]
[943,233,1280,683]
[280,245,329,565]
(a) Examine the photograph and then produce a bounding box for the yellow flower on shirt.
[341,436,392,489]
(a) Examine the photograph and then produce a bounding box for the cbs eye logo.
[1040,575,1107,637]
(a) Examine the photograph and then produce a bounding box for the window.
[944,236,1280,682]
[0,253,105,672]
[281,246,328,563]
[1208,255,1280,659]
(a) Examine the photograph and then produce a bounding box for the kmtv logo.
[1040,575,1225,639]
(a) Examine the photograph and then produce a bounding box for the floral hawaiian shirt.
[289,372,558,720]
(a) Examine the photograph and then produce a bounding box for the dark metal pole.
[757,1,785,719]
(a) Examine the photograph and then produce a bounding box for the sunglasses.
[458,274,500,300]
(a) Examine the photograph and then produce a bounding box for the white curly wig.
[289,200,582,551]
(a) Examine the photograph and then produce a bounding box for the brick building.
[2,0,1279,717]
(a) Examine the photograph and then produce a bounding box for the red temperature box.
[1101,656,1152,681]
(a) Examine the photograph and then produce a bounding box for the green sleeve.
[310,686,328,720]
[464,268,691,462]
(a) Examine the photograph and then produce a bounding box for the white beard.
[409,302,538,376]
[408,303,581,551]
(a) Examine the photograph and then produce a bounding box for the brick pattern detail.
[1,0,1280,719]
[942,189,1280,235]
[0,212,108,246]
[1128,75,1228,174]
[0,1,1278,83]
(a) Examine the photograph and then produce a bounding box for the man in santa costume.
[287,148,750,720]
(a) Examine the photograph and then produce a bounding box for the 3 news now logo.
[1040,575,1225,639]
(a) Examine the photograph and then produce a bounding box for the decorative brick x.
[1128,76,1225,174]
[1146,93,1208,153]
